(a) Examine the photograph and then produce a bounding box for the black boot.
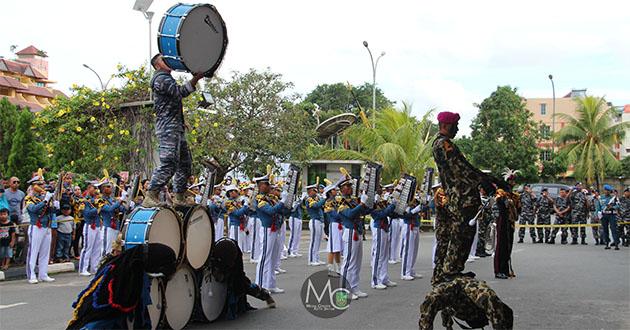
[595,238,600,245]
[518,238,524,243]
[537,238,544,244]
[614,244,620,250]
[604,243,611,250]
[571,238,578,245]
[549,238,555,244]
[581,238,587,245]
[561,238,567,245]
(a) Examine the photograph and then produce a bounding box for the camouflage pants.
[441,206,477,277]
[536,214,551,241]
[518,213,536,240]
[475,214,492,256]
[551,216,569,241]
[432,209,451,284]
[570,211,586,239]
[148,131,192,193]
[590,214,601,241]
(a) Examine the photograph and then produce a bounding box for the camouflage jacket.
[554,196,570,218]
[432,133,505,217]
[618,196,630,221]
[569,189,587,213]
[520,192,535,216]
[150,70,196,135]
[419,277,513,330]
[535,195,554,217]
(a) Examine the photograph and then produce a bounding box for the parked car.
[528,183,571,199]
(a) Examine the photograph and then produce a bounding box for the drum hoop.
[179,205,215,269]
[151,278,166,326]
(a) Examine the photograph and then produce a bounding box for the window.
[540,124,551,139]
[540,149,552,161]
[35,82,45,87]
[540,103,547,115]
[307,164,326,185]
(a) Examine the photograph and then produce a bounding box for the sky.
[2,0,629,135]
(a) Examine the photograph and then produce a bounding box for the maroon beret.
[437,111,460,124]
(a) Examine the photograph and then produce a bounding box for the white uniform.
[287,216,302,256]
[79,224,103,274]
[256,227,279,289]
[389,218,403,262]
[328,221,343,253]
[228,224,248,253]
[250,216,262,262]
[26,225,52,281]
[274,220,286,270]
[245,216,254,253]
[308,219,324,264]
[341,227,363,292]
[101,227,119,256]
[400,221,420,278]
[370,221,391,286]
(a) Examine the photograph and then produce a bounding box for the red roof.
[16,45,45,57]
[21,85,54,98]
[624,105,630,114]
[0,76,27,90]
[0,58,45,79]
[2,96,44,112]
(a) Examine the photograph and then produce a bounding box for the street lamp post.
[362,41,385,128]
[548,74,556,153]
[133,0,155,71]
[83,64,110,90]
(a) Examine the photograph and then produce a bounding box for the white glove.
[360,193,368,204]
[301,192,308,200]
[468,218,477,227]
[405,206,411,213]
[121,190,128,202]
[53,201,60,209]
[292,200,301,209]
[243,199,250,207]
[280,191,288,204]
[597,211,602,219]
[410,204,422,214]
[194,195,202,204]
[44,192,54,202]
[129,201,136,209]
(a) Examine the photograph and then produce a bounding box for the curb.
[0,261,76,282]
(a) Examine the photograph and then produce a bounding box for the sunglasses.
[12,181,20,184]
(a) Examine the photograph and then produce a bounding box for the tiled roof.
[21,85,55,98]
[0,58,45,79]
[0,76,27,90]
[2,96,44,112]
[16,45,44,57]
[624,105,630,114]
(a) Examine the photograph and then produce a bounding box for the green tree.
[539,151,568,182]
[468,86,540,182]
[317,103,435,182]
[0,98,20,174]
[555,96,629,188]
[303,82,393,122]
[186,68,316,178]
[7,110,45,183]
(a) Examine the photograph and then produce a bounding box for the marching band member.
[324,180,343,276]
[78,182,104,276]
[370,188,397,289]
[306,179,326,266]
[337,170,370,299]
[242,183,254,254]
[385,183,403,265]
[400,195,423,280]
[272,184,288,274]
[287,191,304,258]
[225,185,250,253]
[209,184,226,242]
[97,179,128,256]
[254,172,289,293]
[24,170,59,284]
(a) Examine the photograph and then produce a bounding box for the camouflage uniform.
[432,134,506,278]
[618,196,630,246]
[475,196,494,256]
[518,192,536,242]
[431,188,451,285]
[551,196,570,243]
[569,189,587,242]
[147,70,195,193]
[419,276,513,330]
[588,195,602,244]
[535,195,554,243]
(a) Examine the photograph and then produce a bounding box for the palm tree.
[318,103,436,182]
[555,96,629,188]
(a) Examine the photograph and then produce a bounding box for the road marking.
[0,302,27,310]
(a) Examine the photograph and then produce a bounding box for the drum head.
[148,278,164,330]
[185,207,214,269]
[200,269,227,322]
[165,265,196,330]
[179,4,227,74]
[149,208,182,261]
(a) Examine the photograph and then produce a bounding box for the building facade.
[0,45,64,112]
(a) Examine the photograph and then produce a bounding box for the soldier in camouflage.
[550,188,571,244]
[432,111,508,281]
[569,183,588,245]
[143,54,206,208]
[431,185,451,285]
[474,186,494,257]
[535,188,554,243]
[619,188,630,247]
[517,184,537,243]
[419,275,513,330]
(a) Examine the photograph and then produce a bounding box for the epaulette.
[256,193,268,208]
[308,196,319,207]
[25,195,42,205]
[324,198,337,212]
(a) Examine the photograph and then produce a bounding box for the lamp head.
[363,41,368,48]
[548,74,553,80]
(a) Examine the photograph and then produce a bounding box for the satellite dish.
[315,113,357,139]
[133,0,153,12]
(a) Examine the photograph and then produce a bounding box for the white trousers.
[79,225,103,274]
[26,225,51,280]
[328,221,344,253]
[469,223,479,257]
[101,227,119,256]
[255,227,279,289]
[371,225,391,286]
[341,228,363,292]
[287,216,302,256]
[274,221,286,270]
[308,219,324,263]
[251,217,262,262]
[228,224,248,253]
[400,224,419,277]
[244,216,255,253]
[389,218,403,262]
[214,217,225,242]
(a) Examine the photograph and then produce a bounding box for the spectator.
[71,185,85,259]
[4,177,25,225]
[1,207,16,270]
[0,187,10,210]
[55,204,74,262]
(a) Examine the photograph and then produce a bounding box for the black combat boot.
[595,238,600,245]
[604,243,611,250]
[614,244,620,250]
[571,238,578,245]
[537,238,544,244]
[518,238,524,243]
[548,238,555,244]
[561,238,567,245]
[581,237,587,245]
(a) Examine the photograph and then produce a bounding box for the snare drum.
[122,207,183,265]
[199,268,227,322]
[178,205,215,270]
[164,264,196,330]
[158,3,228,75]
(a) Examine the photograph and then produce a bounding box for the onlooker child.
[0,207,16,270]
[55,204,75,262]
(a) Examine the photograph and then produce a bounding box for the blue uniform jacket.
[371,204,396,230]
[338,196,368,234]
[100,195,123,229]
[26,194,57,228]
[83,196,101,228]
[255,194,286,228]
[226,199,249,226]
[306,196,326,221]
[402,210,421,227]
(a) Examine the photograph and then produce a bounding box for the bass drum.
[199,268,227,322]
[177,205,215,270]
[122,207,183,265]
[164,265,196,330]
[126,277,164,330]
